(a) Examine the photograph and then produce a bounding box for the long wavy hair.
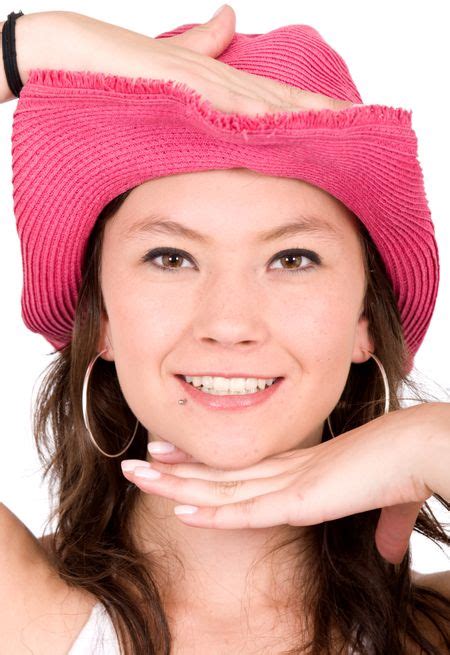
[33,184,450,654]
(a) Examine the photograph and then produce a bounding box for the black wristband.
[2,11,25,98]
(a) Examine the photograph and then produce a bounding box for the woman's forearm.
[0,11,73,103]
[0,10,156,104]
[1,9,187,106]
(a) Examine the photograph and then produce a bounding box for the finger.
[124,465,293,510]
[169,5,236,58]
[146,448,309,481]
[274,84,354,112]
[374,501,423,565]
[147,441,201,465]
[171,485,422,532]
[173,485,308,529]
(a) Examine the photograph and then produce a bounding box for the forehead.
[110,168,362,244]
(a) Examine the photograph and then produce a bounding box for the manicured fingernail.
[121,459,151,472]
[147,441,176,454]
[134,467,161,479]
[174,505,198,515]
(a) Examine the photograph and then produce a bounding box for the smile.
[175,375,284,411]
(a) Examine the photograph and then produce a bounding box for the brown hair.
[34,186,450,654]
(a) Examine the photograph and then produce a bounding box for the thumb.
[374,501,422,565]
[168,4,236,57]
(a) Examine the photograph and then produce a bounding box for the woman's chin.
[187,446,272,471]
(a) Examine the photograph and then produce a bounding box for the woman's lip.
[175,374,283,380]
[174,375,284,411]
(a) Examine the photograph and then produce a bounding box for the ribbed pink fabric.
[10,21,439,374]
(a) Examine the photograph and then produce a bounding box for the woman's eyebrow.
[123,213,342,244]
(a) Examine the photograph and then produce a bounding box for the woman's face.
[99,168,374,468]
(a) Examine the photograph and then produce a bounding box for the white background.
[0,0,448,574]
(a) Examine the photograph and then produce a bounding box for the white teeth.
[183,375,277,394]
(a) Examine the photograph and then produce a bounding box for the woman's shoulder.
[1,503,448,651]
[0,502,97,654]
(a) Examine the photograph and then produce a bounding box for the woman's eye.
[140,248,321,275]
[269,249,320,274]
[141,248,194,271]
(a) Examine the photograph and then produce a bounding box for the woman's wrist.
[414,402,450,506]
[377,401,450,510]
[0,20,8,102]
[1,11,72,103]
[1,10,160,104]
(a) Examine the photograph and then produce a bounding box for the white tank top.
[68,601,367,654]
[68,602,120,654]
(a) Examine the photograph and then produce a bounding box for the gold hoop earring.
[82,347,140,458]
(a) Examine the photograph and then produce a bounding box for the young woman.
[1,6,449,654]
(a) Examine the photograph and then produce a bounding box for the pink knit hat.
[10,21,439,374]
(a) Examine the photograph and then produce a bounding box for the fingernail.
[134,467,161,480]
[174,505,198,515]
[147,441,176,454]
[212,4,227,18]
[121,459,151,472]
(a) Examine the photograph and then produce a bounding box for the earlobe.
[97,316,114,361]
[352,315,375,364]
[96,341,112,360]
[102,336,114,360]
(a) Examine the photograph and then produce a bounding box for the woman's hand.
[11,6,354,115]
[121,402,450,566]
